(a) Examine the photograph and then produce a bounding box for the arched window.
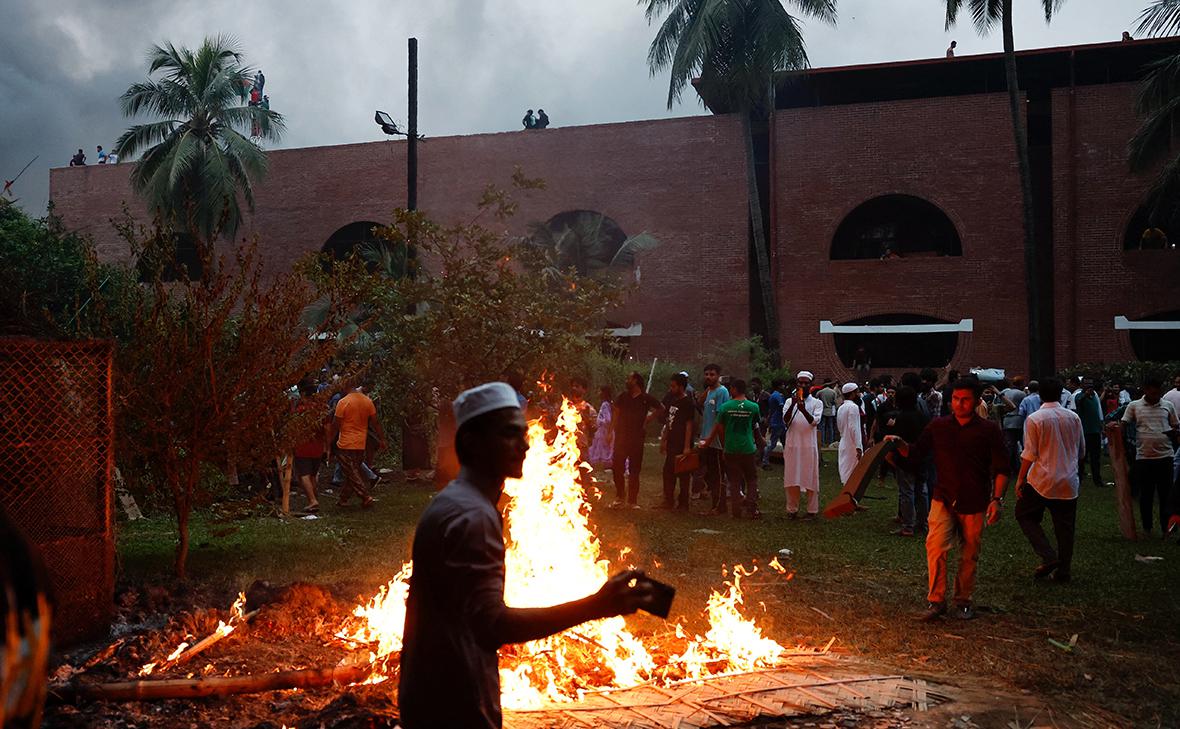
[831,314,961,368]
[322,221,382,262]
[320,221,407,276]
[137,232,203,282]
[1123,206,1178,250]
[831,195,962,260]
[528,210,657,277]
[1126,310,1180,362]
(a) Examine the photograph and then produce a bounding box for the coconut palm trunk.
[741,110,780,364]
[1001,0,1043,377]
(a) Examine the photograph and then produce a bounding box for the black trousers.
[662,449,691,508]
[1077,432,1103,486]
[1003,429,1023,478]
[612,438,644,504]
[702,447,725,510]
[1015,485,1077,574]
[723,452,759,515]
[1133,457,1173,532]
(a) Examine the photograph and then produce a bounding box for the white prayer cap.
[453,382,521,429]
[841,382,859,394]
[796,370,814,381]
[678,371,689,377]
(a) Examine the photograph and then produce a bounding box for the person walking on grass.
[1073,379,1105,489]
[836,383,863,487]
[783,371,823,520]
[889,378,1009,621]
[329,379,386,509]
[762,380,787,469]
[890,386,929,537]
[658,373,696,510]
[1014,378,1083,583]
[696,364,729,510]
[818,381,839,447]
[609,372,664,509]
[289,378,326,515]
[700,378,762,518]
[1122,375,1179,535]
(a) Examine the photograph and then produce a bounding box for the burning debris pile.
[51,399,821,720]
[335,399,812,709]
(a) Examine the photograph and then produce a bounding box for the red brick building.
[50,38,1180,380]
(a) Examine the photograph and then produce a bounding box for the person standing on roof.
[522,109,536,130]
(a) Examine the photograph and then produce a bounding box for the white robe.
[782,396,823,492]
[836,400,863,485]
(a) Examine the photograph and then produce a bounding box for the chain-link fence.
[0,338,114,645]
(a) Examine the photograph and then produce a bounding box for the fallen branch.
[168,609,259,670]
[49,663,374,703]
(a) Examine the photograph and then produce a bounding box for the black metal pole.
[407,37,418,212]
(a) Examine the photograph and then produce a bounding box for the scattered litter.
[300,514,320,521]
[809,606,833,621]
[1047,633,1079,653]
[379,468,394,474]
[693,528,723,535]
[1134,554,1163,563]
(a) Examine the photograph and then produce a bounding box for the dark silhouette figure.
[522,109,536,130]
[536,109,550,129]
[69,149,86,166]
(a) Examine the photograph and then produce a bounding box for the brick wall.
[772,93,1028,381]
[50,116,751,363]
[50,86,1179,376]
[1051,82,1180,366]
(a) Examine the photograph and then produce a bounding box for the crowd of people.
[68,145,118,166]
[552,363,1179,620]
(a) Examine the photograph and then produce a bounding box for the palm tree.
[115,36,284,243]
[641,0,838,366]
[943,0,1063,377]
[1130,0,1180,227]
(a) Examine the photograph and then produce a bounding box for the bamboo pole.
[49,663,374,703]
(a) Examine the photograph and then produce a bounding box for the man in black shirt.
[611,372,665,509]
[659,373,696,510]
[399,382,656,729]
[890,379,1009,621]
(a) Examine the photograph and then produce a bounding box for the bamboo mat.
[503,658,948,729]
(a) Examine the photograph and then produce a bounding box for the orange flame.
[336,398,796,706]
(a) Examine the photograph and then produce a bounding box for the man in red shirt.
[329,381,387,508]
[890,378,1009,621]
[288,379,327,514]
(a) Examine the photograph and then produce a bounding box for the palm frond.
[114,119,179,161]
[788,0,837,23]
[608,232,661,268]
[1137,0,1180,38]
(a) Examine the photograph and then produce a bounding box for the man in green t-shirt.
[700,379,762,518]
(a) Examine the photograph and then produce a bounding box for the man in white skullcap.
[837,382,864,485]
[783,371,824,519]
[400,382,656,729]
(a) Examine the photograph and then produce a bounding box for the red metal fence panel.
[0,338,114,645]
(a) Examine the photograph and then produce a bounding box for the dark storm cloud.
[0,0,1145,216]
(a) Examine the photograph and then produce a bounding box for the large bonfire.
[336,398,798,709]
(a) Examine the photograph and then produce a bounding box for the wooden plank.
[1104,422,1138,540]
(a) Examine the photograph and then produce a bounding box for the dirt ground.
[41,580,1142,729]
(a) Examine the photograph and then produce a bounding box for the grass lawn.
[117,443,1180,726]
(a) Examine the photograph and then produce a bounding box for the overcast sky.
[0,0,1147,215]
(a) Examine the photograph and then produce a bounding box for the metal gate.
[0,338,114,644]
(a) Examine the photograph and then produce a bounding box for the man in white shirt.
[783,371,824,519]
[1122,375,1179,534]
[836,383,863,485]
[1163,372,1180,493]
[1014,378,1083,582]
